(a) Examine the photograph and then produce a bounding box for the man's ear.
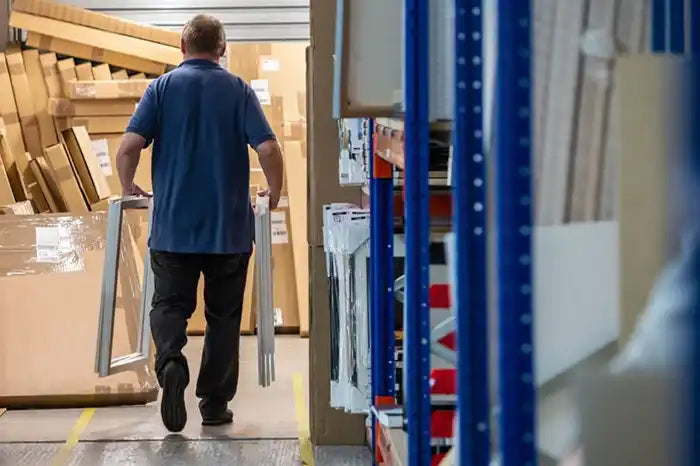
[180,38,187,56]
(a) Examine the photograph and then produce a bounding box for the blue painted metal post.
[495,1,536,465]
[369,120,396,464]
[404,0,432,463]
[652,0,686,53]
[453,0,490,465]
[689,0,700,53]
[651,0,668,51]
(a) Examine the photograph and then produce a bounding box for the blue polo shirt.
[126,59,275,254]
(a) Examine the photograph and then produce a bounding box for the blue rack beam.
[403,0,432,463]
[369,119,396,464]
[496,1,536,465]
[690,0,700,53]
[453,0,490,465]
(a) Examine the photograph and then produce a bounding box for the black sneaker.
[201,408,234,427]
[161,361,187,432]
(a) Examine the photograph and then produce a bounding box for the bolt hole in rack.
[332,0,534,465]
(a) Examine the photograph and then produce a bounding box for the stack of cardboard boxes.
[0,0,311,344]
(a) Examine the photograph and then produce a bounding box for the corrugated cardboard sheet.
[0,212,158,407]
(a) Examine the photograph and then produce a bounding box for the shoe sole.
[161,365,187,432]
[201,417,233,427]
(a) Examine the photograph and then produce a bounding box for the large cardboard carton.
[67,79,152,100]
[69,116,131,134]
[13,0,181,48]
[26,32,165,76]
[43,143,88,213]
[271,205,300,331]
[11,12,181,66]
[131,73,147,80]
[75,62,94,81]
[22,49,58,148]
[0,212,159,407]
[89,134,151,194]
[6,50,43,171]
[0,53,27,184]
[49,98,138,117]
[62,127,111,203]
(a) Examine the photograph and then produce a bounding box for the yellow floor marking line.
[292,373,314,465]
[51,408,96,466]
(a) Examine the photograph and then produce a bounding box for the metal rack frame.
[366,1,535,464]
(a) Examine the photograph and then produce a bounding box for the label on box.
[35,226,61,263]
[262,58,280,71]
[90,138,112,176]
[274,308,283,327]
[251,79,271,105]
[271,211,288,244]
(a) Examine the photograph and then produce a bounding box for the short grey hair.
[182,14,226,56]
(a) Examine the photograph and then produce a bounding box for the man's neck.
[183,53,219,64]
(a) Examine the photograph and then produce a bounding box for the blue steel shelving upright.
[452,0,490,465]
[403,0,432,464]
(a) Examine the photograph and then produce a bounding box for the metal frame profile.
[496,1,536,464]
[95,196,153,378]
[255,195,276,387]
[403,0,432,463]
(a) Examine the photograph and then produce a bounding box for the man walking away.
[116,14,284,433]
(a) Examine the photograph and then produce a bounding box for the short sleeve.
[245,88,276,148]
[126,82,158,147]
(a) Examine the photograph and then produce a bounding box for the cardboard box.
[26,32,165,76]
[111,69,128,80]
[130,72,146,80]
[0,212,159,407]
[75,62,94,81]
[284,141,309,336]
[90,134,151,194]
[271,206,300,331]
[22,49,58,149]
[11,12,181,66]
[49,98,137,117]
[92,63,112,81]
[67,79,152,100]
[29,158,60,212]
[69,116,131,134]
[39,52,63,98]
[0,129,27,201]
[62,127,111,203]
[0,54,27,183]
[57,57,77,96]
[15,151,49,213]
[43,143,88,213]
[13,0,181,48]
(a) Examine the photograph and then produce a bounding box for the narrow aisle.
[0,336,307,442]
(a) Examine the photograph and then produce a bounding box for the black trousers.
[150,250,251,414]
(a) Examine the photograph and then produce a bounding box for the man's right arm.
[244,85,283,209]
[255,140,284,210]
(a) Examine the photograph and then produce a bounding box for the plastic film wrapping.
[0,211,158,408]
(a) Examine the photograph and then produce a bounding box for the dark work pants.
[150,250,251,414]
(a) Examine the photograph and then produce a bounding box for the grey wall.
[65,0,309,42]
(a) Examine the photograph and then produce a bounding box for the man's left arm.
[117,83,157,196]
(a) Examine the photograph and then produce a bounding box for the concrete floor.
[0,336,372,465]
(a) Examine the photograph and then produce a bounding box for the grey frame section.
[255,198,276,387]
[95,197,154,378]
